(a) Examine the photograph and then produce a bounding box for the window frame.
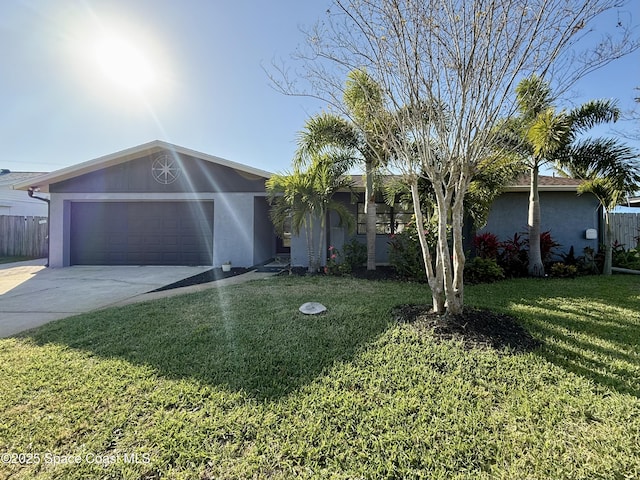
[356,202,412,235]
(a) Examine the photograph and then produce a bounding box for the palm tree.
[555,139,640,274]
[503,76,619,276]
[267,153,355,273]
[296,69,392,270]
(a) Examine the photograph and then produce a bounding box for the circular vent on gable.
[151,153,182,185]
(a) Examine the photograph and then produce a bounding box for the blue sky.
[1,0,638,175]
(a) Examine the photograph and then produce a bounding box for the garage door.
[70,202,214,265]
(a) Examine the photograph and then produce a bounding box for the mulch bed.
[280,265,420,282]
[150,268,251,292]
[392,304,541,352]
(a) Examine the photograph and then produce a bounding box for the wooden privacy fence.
[0,215,48,258]
[610,212,640,250]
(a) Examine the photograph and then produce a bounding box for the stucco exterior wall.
[290,192,393,268]
[290,190,601,268]
[478,191,600,257]
[212,192,257,268]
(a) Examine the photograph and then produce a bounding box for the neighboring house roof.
[626,197,640,207]
[0,171,48,187]
[0,171,50,215]
[12,140,273,193]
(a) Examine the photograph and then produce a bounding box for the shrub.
[560,245,577,266]
[498,233,528,278]
[578,246,600,274]
[325,245,342,275]
[539,230,561,264]
[612,242,640,270]
[464,257,505,284]
[473,232,500,259]
[550,262,578,278]
[326,239,370,276]
[342,238,367,272]
[388,221,433,281]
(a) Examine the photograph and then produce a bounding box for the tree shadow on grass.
[19,281,398,402]
[518,302,640,397]
[473,277,640,398]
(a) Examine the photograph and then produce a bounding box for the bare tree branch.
[267,0,639,314]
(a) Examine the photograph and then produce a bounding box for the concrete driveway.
[0,259,211,337]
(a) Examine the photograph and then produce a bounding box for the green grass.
[0,275,638,479]
[0,256,40,264]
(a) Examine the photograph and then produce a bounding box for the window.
[357,203,413,235]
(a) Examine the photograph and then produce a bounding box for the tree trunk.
[434,186,457,316]
[319,208,328,272]
[365,164,377,270]
[410,181,444,313]
[528,164,544,277]
[448,191,466,315]
[305,213,317,273]
[603,209,613,275]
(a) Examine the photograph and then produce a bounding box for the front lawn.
[0,256,40,265]
[0,275,638,479]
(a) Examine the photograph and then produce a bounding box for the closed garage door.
[70,202,214,265]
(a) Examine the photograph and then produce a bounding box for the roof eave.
[502,185,579,193]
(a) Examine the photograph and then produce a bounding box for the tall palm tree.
[555,139,640,274]
[296,69,392,270]
[503,76,619,276]
[267,153,355,273]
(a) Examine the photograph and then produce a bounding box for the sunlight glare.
[93,34,156,92]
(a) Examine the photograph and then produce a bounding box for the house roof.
[0,171,48,187]
[11,140,273,193]
[502,174,583,192]
[348,174,582,192]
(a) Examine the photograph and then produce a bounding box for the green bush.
[578,246,600,274]
[342,238,368,272]
[612,242,640,270]
[326,239,369,276]
[388,222,430,281]
[464,257,505,284]
[550,262,578,278]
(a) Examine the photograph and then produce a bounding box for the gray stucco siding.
[290,189,601,268]
[290,192,395,267]
[50,154,266,194]
[479,191,600,256]
[211,193,262,268]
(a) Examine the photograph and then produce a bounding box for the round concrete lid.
[299,302,327,315]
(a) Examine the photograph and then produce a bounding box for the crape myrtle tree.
[273,0,638,315]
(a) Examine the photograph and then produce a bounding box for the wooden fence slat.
[0,215,48,258]
[610,213,640,250]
